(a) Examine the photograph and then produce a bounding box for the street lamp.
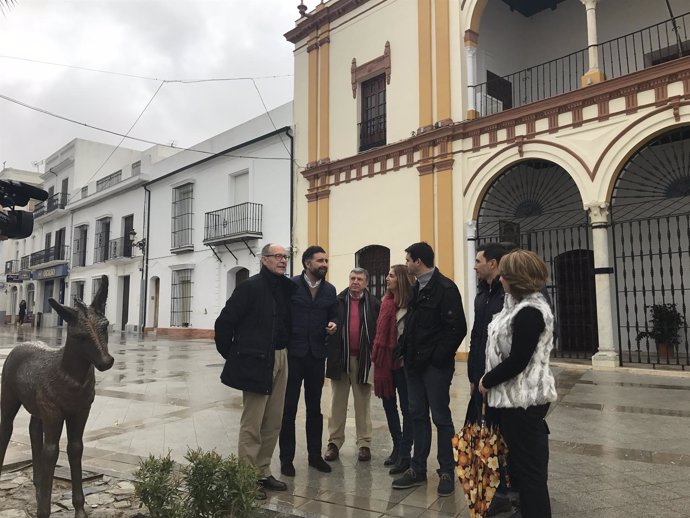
[128,229,146,253]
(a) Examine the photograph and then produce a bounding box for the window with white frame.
[171,269,193,326]
[171,183,194,249]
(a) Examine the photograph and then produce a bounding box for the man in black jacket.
[392,242,467,497]
[214,243,295,499]
[279,246,339,477]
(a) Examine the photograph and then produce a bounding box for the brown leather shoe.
[358,447,371,462]
[324,442,339,461]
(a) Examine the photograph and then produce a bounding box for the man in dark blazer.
[279,245,339,477]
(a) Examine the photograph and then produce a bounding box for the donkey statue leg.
[66,412,90,518]
[36,418,64,518]
[0,392,22,476]
[29,415,44,501]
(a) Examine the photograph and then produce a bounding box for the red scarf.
[372,293,399,371]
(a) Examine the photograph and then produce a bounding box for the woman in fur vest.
[479,249,557,518]
[371,264,414,475]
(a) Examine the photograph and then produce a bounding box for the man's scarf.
[342,291,373,384]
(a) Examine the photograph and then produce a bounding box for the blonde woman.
[479,249,558,518]
[371,264,413,474]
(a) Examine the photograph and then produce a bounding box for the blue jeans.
[406,362,455,476]
[381,367,413,459]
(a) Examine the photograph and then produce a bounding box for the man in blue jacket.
[215,243,295,500]
[279,245,339,477]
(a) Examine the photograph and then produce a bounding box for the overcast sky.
[0,0,297,172]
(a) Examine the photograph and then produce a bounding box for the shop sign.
[35,264,69,280]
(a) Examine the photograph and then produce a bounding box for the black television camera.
[0,180,49,239]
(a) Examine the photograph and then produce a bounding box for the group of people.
[214,240,557,518]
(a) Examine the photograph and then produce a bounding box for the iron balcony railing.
[471,11,689,118]
[29,245,69,267]
[204,202,263,244]
[4,260,19,274]
[108,237,133,259]
[358,114,387,152]
[33,192,68,218]
[96,170,122,192]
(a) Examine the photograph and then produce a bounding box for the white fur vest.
[485,292,558,409]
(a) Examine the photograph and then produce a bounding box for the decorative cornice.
[351,41,391,99]
[285,0,374,44]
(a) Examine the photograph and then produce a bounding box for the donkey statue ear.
[49,298,78,324]
[91,275,108,315]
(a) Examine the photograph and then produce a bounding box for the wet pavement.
[1,326,690,517]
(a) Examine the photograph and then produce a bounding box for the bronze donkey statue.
[0,275,114,518]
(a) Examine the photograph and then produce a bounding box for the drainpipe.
[286,127,295,277]
[139,185,150,340]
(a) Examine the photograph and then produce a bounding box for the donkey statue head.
[48,275,114,372]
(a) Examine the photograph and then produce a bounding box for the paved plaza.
[1,326,690,517]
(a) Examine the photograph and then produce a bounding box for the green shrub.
[133,449,259,518]
[133,452,184,518]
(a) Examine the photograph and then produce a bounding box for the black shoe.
[308,455,332,473]
[384,447,399,466]
[280,462,295,477]
[487,494,513,516]
[258,475,287,491]
[437,473,454,496]
[392,468,427,489]
[389,458,410,475]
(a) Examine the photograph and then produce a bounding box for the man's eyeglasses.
[264,254,290,261]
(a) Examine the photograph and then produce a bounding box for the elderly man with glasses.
[215,243,295,500]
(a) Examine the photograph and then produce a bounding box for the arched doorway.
[226,267,250,300]
[356,245,390,300]
[610,125,690,366]
[476,159,597,358]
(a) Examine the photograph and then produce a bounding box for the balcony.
[4,260,19,274]
[203,202,263,246]
[28,245,69,268]
[33,192,68,218]
[108,237,134,260]
[470,12,690,119]
[20,255,30,270]
[359,114,387,152]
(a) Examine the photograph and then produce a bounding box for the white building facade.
[144,102,293,338]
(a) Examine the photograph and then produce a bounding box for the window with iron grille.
[96,170,122,192]
[94,218,110,262]
[72,225,88,266]
[72,281,85,304]
[171,269,193,326]
[131,160,141,176]
[172,183,194,249]
[359,74,387,152]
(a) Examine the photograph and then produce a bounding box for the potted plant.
[636,303,686,358]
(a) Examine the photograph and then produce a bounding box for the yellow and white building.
[285,0,690,368]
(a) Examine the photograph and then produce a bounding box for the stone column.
[464,30,479,119]
[580,0,606,86]
[587,202,619,368]
[466,220,478,326]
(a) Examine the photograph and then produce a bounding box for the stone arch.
[462,0,488,34]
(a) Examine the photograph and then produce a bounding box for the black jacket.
[326,289,380,381]
[214,267,296,395]
[399,268,467,372]
[467,277,505,385]
[288,274,339,359]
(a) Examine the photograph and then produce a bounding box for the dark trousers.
[406,362,455,475]
[279,353,325,462]
[500,404,552,518]
[381,367,413,459]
